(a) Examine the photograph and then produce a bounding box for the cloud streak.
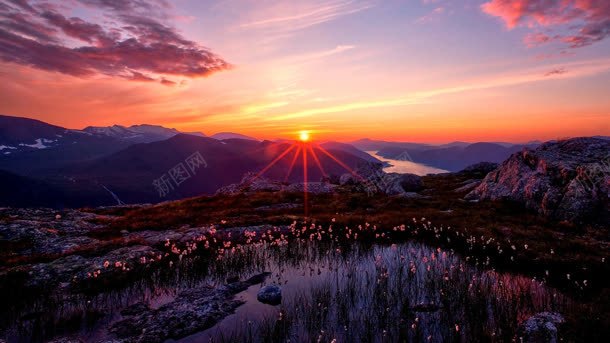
[482,0,610,48]
[239,0,374,33]
[266,58,610,121]
[0,0,230,84]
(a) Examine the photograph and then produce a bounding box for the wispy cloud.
[265,58,610,121]
[415,6,445,24]
[544,67,567,77]
[238,0,374,32]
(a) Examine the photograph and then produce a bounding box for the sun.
[299,130,310,142]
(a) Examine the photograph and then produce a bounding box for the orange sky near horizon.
[1,0,609,143]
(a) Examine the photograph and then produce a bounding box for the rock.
[322,174,341,185]
[454,180,481,193]
[466,138,610,223]
[339,173,358,185]
[22,245,162,288]
[257,284,282,305]
[521,312,564,343]
[110,273,270,343]
[284,182,336,194]
[398,173,424,192]
[216,173,284,195]
[340,162,423,196]
[217,162,421,197]
[0,208,106,257]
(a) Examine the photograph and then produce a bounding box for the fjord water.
[366,151,449,175]
[3,240,570,343]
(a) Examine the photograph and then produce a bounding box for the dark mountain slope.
[36,135,373,206]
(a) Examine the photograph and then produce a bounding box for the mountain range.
[2,114,606,208]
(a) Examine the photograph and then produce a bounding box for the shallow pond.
[1,238,572,343]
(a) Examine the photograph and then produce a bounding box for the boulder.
[257,284,282,305]
[466,138,610,223]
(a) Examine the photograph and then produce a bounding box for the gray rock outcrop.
[466,138,610,222]
[341,162,423,196]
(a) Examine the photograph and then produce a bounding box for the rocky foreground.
[0,138,609,342]
[217,162,424,197]
[467,137,610,223]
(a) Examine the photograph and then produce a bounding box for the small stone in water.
[257,285,282,305]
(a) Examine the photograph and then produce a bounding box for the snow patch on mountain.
[19,138,52,149]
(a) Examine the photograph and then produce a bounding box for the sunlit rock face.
[467,138,610,223]
[339,162,424,196]
[218,163,423,197]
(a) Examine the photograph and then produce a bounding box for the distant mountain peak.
[211,132,258,141]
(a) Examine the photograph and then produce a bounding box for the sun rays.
[244,131,367,216]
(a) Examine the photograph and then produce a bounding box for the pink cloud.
[0,0,230,82]
[523,32,551,47]
[481,0,610,48]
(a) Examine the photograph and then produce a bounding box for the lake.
[366,151,448,175]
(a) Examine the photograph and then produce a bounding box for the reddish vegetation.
[90,172,609,291]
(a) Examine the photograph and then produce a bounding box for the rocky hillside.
[466,138,610,223]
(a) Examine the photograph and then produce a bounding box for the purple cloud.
[482,0,610,48]
[544,67,567,76]
[0,0,230,83]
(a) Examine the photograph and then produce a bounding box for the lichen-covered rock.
[466,138,610,223]
[521,312,564,343]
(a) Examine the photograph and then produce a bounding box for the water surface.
[367,151,448,175]
[1,239,571,342]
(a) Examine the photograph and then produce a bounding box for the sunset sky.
[1,0,609,143]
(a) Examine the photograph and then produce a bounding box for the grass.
[1,171,608,341]
[84,171,608,293]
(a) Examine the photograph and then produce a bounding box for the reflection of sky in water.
[367,151,448,175]
[5,241,570,343]
[181,242,568,342]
